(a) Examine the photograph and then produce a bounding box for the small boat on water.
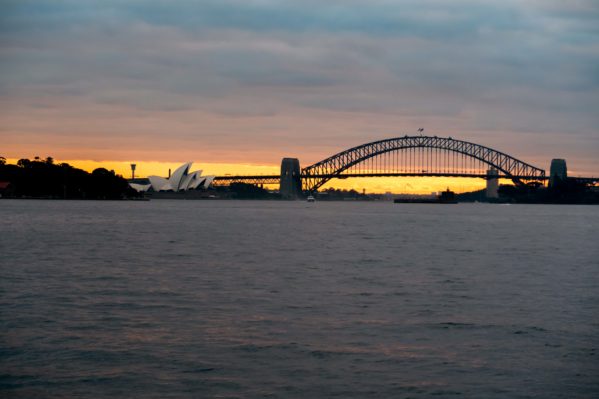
[306,195,315,202]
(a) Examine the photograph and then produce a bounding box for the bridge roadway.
[212,172,557,186]
[212,172,598,188]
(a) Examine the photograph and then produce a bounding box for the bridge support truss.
[301,136,546,192]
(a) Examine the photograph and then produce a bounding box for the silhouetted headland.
[0,157,140,200]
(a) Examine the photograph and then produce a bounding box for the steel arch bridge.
[301,136,545,191]
[213,135,547,191]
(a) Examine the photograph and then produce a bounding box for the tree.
[0,156,5,165]
[17,158,31,167]
[1,158,136,199]
[229,182,272,199]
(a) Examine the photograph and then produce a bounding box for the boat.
[306,195,315,202]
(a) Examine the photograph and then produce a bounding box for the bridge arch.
[301,136,545,192]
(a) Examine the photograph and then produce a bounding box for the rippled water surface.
[1,200,598,398]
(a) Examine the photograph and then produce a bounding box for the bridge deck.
[213,172,551,185]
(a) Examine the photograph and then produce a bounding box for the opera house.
[129,162,215,192]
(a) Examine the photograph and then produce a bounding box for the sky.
[1,0,598,192]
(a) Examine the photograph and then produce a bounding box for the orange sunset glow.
[6,157,493,194]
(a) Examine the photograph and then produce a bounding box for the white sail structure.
[129,162,215,192]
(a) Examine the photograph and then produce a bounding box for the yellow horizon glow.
[6,158,278,178]
[5,158,506,194]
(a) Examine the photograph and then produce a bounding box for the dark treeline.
[498,179,598,204]
[222,182,279,199]
[317,188,371,200]
[457,179,599,204]
[0,156,138,199]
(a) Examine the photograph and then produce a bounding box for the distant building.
[549,159,567,187]
[129,162,215,192]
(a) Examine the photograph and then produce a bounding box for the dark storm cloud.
[1,0,598,170]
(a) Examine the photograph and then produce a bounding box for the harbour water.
[1,200,598,398]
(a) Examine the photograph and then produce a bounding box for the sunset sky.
[1,1,598,192]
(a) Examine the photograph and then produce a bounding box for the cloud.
[0,0,598,173]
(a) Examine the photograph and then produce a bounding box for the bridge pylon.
[549,159,567,188]
[280,158,302,199]
[486,168,499,198]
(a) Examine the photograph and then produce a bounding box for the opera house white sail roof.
[129,162,215,192]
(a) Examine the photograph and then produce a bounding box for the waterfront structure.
[486,168,499,198]
[129,182,152,192]
[130,162,215,192]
